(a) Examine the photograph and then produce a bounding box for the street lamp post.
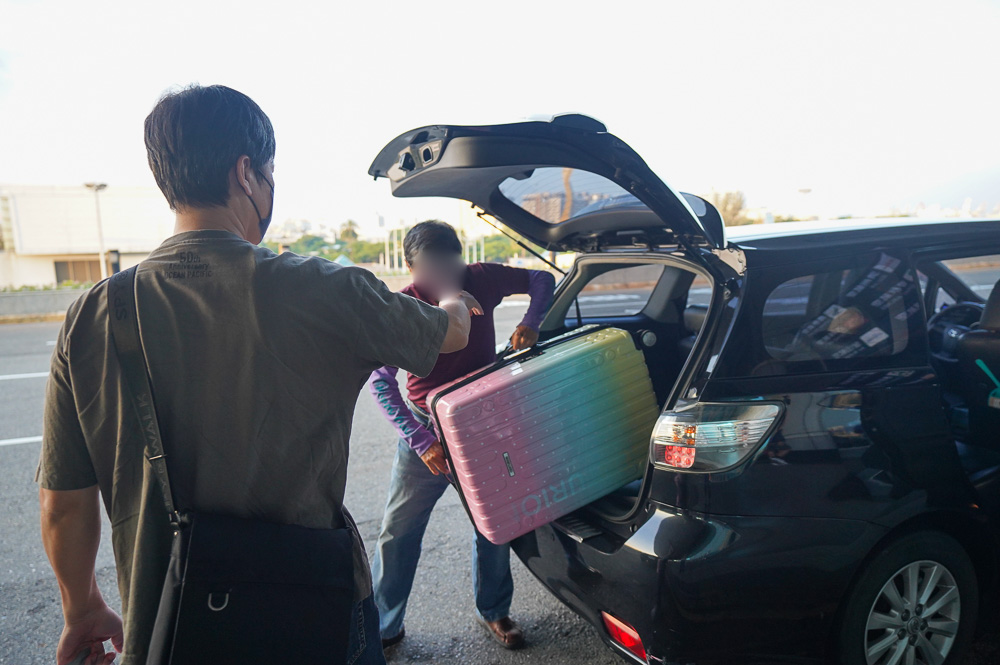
[84,183,108,280]
[797,188,812,220]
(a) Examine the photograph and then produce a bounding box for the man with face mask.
[35,86,480,665]
[369,221,556,651]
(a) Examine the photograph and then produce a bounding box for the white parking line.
[0,372,48,381]
[0,435,42,447]
[495,300,529,309]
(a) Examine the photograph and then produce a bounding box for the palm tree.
[340,220,359,242]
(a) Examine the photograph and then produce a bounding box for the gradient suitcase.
[427,325,660,545]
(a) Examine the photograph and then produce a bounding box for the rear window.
[575,265,664,317]
[498,167,643,224]
[761,252,923,362]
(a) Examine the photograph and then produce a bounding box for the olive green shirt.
[35,230,448,664]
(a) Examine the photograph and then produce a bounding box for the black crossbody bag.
[108,266,356,664]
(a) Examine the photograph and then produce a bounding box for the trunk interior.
[536,253,714,524]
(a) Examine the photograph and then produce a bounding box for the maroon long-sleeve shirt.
[369,262,555,455]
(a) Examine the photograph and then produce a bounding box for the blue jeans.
[346,591,386,665]
[371,440,515,639]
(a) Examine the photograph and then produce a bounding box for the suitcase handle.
[499,345,545,362]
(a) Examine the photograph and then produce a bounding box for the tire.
[838,531,978,665]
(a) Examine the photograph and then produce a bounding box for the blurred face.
[408,249,465,300]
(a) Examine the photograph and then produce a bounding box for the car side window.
[916,271,943,311]
[575,265,665,318]
[762,252,923,362]
[916,269,956,313]
[686,273,712,307]
[940,255,1000,302]
[917,254,1000,314]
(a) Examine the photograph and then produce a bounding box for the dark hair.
[144,85,275,210]
[404,220,462,265]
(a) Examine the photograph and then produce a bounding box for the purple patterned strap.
[369,365,437,455]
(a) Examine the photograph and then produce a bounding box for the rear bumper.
[511,507,887,664]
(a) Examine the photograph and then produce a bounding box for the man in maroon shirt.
[369,221,555,650]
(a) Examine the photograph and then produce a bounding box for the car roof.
[728,216,996,242]
[724,217,1000,261]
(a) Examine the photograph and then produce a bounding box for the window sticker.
[764,252,921,362]
[860,327,889,347]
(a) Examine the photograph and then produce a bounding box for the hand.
[420,440,451,476]
[449,290,483,316]
[57,602,123,665]
[510,325,539,351]
[438,291,483,354]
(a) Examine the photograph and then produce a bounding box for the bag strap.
[107,266,180,524]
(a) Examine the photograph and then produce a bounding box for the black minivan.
[370,115,1000,665]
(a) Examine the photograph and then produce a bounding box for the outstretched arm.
[39,485,122,665]
[438,291,484,354]
[510,270,556,350]
[369,367,449,475]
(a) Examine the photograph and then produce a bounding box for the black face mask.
[246,167,275,239]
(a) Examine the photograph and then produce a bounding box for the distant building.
[518,190,609,222]
[0,185,173,288]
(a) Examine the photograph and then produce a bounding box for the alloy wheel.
[864,559,961,665]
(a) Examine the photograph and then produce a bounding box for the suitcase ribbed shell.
[428,327,660,544]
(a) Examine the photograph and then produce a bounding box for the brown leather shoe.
[477,616,525,649]
[381,627,405,649]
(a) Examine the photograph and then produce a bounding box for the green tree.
[340,220,359,243]
[347,240,384,264]
[291,234,329,255]
[483,234,524,262]
[708,191,752,226]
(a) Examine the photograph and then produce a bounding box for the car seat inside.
[950,281,1000,449]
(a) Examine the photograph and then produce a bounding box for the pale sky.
[1,0,999,237]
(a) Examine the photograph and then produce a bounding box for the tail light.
[601,611,647,662]
[651,402,782,473]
